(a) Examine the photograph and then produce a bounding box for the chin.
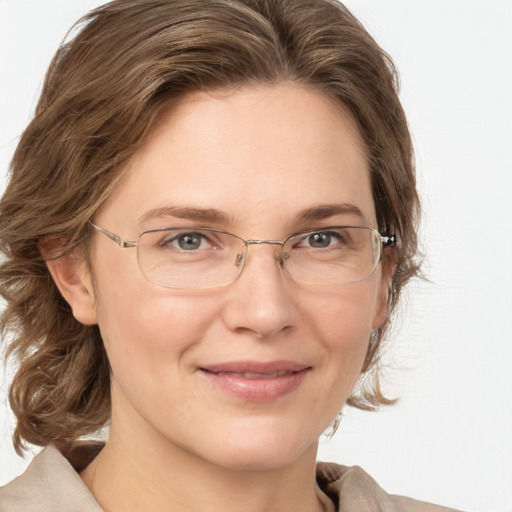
[209,445,312,472]
[196,419,320,472]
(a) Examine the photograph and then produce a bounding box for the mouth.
[209,370,293,379]
[198,361,311,402]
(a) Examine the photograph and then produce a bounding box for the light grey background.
[1,1,511,511]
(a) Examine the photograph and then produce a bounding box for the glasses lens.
[137,228,245,289]
[282,227,381,284]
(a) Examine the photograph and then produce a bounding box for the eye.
[163,231,214,251]
[297,230,344,249]
[307,232,334,248]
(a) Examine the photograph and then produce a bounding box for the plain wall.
[1,1,511,511]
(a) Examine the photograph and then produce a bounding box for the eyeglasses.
[89,223,395,289]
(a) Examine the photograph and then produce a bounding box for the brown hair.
[0,0,420,454]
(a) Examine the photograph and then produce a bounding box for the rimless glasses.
[89,223,395,290]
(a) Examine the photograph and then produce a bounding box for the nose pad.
[235,252,244,268]
[276,249,289,269]
[235,243,288,275]
[223,243,299,338]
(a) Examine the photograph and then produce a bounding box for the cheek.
[305,282,379,346]
[95,288,226,427]
[99,292,214,352]
[92,247,221,388]
[302,283,380,391]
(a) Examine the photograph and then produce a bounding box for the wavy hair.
[0,0,420,454]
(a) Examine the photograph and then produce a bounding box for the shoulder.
[0,444,102,512]
[316,462,464,512]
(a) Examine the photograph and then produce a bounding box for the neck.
[81,419,332,512]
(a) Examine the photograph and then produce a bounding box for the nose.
[221,244,300,339]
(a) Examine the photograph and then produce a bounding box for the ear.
[371,258,395,330]
[40,239,98,326]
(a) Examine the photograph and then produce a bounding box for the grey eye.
[307,232,332,248]
[162,232,207,251]
[177,233,203,250]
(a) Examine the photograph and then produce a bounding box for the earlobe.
[42,243,98,326]
[371,287,389,330]
[371,262,394,330]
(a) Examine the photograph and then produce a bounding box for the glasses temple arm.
[88,222,138,248]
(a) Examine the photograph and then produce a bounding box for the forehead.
[96,84,375,233]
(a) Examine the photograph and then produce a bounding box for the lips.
[198,361,311,402]
[214,370,290,379]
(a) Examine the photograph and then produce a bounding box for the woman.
[0,1,461,510]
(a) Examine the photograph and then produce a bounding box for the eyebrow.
[295,203,368,224]
[139,205,231,225]
[139,202,368,227]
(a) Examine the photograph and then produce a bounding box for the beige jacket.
[0,444,462,512]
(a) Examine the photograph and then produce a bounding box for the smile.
[198,361,311,402]
[211,370,291,379]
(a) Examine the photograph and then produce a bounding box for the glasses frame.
[89,222,396,288]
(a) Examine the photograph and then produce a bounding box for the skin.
[49,84,391,512]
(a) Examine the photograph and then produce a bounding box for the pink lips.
[199,361,311,402]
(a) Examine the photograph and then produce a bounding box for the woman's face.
[81,85,390,470]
